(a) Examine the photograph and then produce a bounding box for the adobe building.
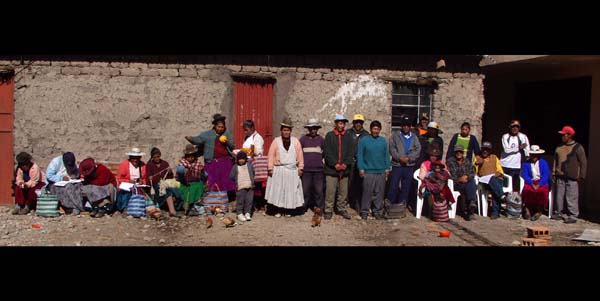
[1,55,485,205]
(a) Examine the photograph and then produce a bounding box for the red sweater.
[117,159,147,185]
[84,164,118,187]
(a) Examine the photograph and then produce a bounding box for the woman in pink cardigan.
[265,118,305,217]
[13,152,46,215]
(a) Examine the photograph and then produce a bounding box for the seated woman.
[146,147,182,217]
[419,160,455,221]
[177,144,205,216]
[13,152,46,215]
[79,158,118,218]
[115,147,147,215]
[418,146,446,180]
[46,152,83,215]
[521,145,551,221]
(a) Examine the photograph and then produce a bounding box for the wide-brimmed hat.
[183,144,198,155]
[79,158,97,177]
[334,114,348,123]
[126,147,145,157]
[304,118,321,128]
[529,145,545,155]
[281,117,294,128]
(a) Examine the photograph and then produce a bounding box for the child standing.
[230,151,255,222]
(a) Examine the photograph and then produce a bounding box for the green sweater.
[357,135,391,174]
[323,130,355,177]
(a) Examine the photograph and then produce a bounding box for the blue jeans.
[454,178,478,205]
[387,166,414,205]
[481,176,505,216]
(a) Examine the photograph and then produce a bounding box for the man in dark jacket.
[347,113,370,212]
[323,114,355,220]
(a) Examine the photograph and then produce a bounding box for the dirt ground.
[0,205,598,246]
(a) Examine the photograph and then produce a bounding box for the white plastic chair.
[414,169,459,219]
[474,174,512,217]
[519,176,553,218]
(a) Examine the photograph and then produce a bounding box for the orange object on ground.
[439,230,451,238]
[31,224,42,229]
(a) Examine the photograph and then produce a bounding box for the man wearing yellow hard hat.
[348,113,370,211]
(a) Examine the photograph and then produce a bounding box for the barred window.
[391,83,433,132]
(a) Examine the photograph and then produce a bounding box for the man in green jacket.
[323,114,354,220]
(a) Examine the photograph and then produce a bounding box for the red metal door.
[0,70,15,205]
[233,78,274,154]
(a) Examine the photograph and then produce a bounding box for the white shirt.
[531,161,541,181]
[500,132,530,168]
[242,131,265,156]
[129,162,140,182]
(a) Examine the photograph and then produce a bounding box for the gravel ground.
[0,206,598,246]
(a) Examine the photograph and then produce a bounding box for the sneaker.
[374,214,385,220]
[340,211,352,220]
[11,206,21,215]
[274,213,282,218]
[564,217,577,224]
[285,214,292,218]
[531,212,542,221]
[551,214,564,221]
[19,207,30,215]
[360,215,368,220]
[72,209,81,216]
[464,214,471,221]
[237,214,247,222]
[324,212,333,220]
[490,214,500,220]
[244,213,252,221]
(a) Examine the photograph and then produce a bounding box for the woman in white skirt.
[265,117,304,217]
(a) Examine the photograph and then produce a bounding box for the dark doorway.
[515,76,591,155]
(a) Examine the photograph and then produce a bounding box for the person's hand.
[552,175,556,183]
[63,176,70,181]
[148,176,154,183]
[340,164,347,170]
[520,143,528,150]
[359,171,365,178]
[185,136,192,142]
[268,170,273,177]
[475,157,484,165]
[533,184,539,190]
[495,172,504,178]
[335,164,341,171]
[385,170,390,180]
[298,170,303,177]
[459,175,468,183]
[400,157,409,164]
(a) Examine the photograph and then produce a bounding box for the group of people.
[12,112,588,225]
